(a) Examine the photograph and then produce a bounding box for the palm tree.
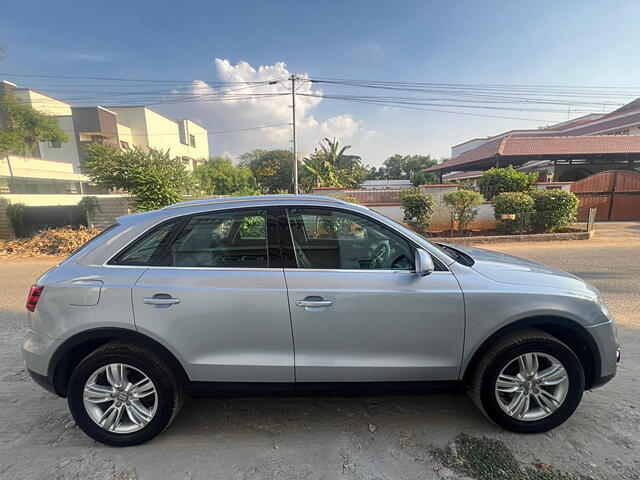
[301,138,361,191]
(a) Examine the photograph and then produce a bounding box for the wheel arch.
[461,316,600,389]
[48,328,191,397]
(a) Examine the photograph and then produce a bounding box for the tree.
[239,149,293,193]
[0,93,68,157]
[300,138,365,191]
[194,157,256,195]
[82,143,191,211]
[477,165,538,200]
[443,189,484,235]
[399,188,436,235]
[375,154,438,183]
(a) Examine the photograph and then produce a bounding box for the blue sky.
[1,0,640,165]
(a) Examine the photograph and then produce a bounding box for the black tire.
[469,330,585,433]
[67,341,184,446]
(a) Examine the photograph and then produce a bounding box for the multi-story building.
[1,79,209,196]
[0,80,211,238]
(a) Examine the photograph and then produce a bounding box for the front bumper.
[27,367,57,394]
[586,321,620,389]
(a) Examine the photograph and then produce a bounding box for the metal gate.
[571,170,640,221]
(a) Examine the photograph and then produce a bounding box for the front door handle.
[295,296,333,310]
[144,295,180,306]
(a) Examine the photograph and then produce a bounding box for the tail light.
[26,285,43,312]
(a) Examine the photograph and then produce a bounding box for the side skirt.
[190,380,462,398]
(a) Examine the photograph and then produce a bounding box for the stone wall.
[87,197,135,229]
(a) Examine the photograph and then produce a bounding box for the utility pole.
[290,74,298,194]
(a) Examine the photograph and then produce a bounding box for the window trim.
[282,206,448,273]
[106,206,278,269]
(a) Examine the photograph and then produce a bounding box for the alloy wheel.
[83,363,158,433]
[494,352,569,421]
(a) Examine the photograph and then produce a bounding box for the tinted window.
[113,219,182,266]
[287,208,414,270]
[158,209,268,268]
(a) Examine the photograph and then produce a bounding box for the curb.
[429,230,594,245]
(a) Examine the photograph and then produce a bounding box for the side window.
[158,209,268,268]
[287,208,414,270]
[112,219,182,266]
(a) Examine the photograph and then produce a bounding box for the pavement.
[0,222,638,479]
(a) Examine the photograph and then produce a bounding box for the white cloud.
[158,58,373,159]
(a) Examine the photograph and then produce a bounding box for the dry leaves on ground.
[0,226,102,257]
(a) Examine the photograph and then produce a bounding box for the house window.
[120,141,129,149]
[189,134,196,148]
[47,140,61,148]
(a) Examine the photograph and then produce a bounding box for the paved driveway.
[0,224,638,479]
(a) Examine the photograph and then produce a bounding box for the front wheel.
[469,330,585,433]
[67,341,184,446]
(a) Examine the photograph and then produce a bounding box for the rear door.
[282,207,465,383]
[125,208,294,383]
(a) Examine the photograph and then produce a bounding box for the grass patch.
[431,434,593,480]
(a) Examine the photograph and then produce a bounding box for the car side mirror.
[415,248,434,276]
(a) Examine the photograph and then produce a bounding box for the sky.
[1,0,640,166]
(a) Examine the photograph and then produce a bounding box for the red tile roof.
[500,135,640,155]
[426,135,640,172]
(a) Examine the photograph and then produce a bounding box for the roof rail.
[164,194,347,210]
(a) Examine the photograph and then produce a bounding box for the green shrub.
[531,189,579,232]
[6,203,25,237]
[443,189,484,235]
[77,196,101,225]
[493,192,535,234]
[477,165,537,200]
[399,188,436,235]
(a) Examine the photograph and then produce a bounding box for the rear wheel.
[469,330,585,433]
[67,341,183,446]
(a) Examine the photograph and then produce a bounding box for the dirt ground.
[0,222,638,479]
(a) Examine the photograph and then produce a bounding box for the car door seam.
[130,267,150,332]
[282,268,297,383]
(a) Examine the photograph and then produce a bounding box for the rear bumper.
[22,328,58,391]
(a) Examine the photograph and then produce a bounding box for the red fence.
[571,170,640,221]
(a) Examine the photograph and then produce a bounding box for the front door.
[283,207,465,383]
[129,208,294,383]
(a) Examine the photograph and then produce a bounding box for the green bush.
[399,188,436,235]
[493,192,535,234]
[443,189,484,235]
[77,196,101,225]
[531,189,579,232]
[6,203,25,237]
[82,143,191,211]
[477,165,537,200]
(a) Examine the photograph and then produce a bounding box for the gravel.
[0,224,638,479]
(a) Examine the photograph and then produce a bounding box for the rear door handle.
[295,297,333,310]
[144,295,180,306]
[296,300,333,308]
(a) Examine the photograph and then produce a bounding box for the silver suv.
[22,195,619,446]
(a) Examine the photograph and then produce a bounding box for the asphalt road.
[0,224,638,480]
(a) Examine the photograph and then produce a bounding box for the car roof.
[164,194,348,210]
[116,195,355,224]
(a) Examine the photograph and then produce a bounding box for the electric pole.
[290,74,298,194]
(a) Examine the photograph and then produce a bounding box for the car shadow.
[161,391,497,442]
